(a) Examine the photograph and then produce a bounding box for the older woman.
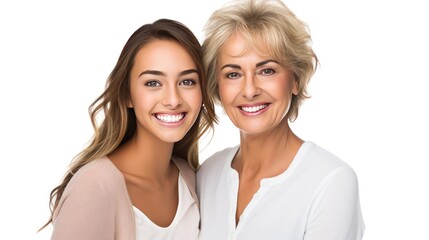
[197,0,365,239]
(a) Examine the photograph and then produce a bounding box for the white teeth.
[156,113,184,123]
[241,104,268,113]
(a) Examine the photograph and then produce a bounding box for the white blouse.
[133,173,199,240]
[197,141,365,240]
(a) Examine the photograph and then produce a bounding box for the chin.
[236,122,268,132]
[159,135,187,144]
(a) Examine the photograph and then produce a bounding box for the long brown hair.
[40,18,217,230]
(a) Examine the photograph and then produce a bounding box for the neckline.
[132,173,185,230]
[104,156,186,230]
[227,141,313,186]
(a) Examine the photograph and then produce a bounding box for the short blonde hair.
[203,0,318,121]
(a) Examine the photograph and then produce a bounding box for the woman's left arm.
[304,166,365,240]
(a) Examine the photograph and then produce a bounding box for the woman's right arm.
[51,172,116,240]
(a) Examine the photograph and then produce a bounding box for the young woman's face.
[128,39,202,143]
[217,33,297,135]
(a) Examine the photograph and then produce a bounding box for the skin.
[217,33,304,224]
[108,39,202,227]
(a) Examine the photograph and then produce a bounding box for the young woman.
[197,0,365,239]
[41,18,216,239]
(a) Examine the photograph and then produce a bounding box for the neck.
[109,131,175,180]
[233,121,302,179]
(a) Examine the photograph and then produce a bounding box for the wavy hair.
[40,18,216,230]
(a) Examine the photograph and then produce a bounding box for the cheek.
[185,90,203,109]
[270,77,294,97]
[129,82,148,108]
[218,83,237,104]
[132,95,152,112]
[130,87,156,110]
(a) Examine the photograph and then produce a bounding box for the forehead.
[132,39,196,75]
[220,32,272,60]
[136,39,190,63]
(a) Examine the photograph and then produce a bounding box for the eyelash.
[180,79,197,86]
[144,79,197,87]
[144,81,161,87]
[226,72,241,79]
[225,68,276,79]
[259,68,275,75]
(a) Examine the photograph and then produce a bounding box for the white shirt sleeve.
[304,166,365,240]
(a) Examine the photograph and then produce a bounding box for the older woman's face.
[217,33,297,135]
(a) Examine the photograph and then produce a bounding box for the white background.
[1,0,428,239]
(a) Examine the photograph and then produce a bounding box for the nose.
[163,85,182,108]
[242,75,261,100]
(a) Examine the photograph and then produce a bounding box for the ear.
[127,97,134,108]
[292,75,299,95]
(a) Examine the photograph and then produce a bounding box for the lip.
[153,112,187,126]
[238,103,270,116]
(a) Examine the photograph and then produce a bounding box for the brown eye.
[180,79,197,86]
[226,72,241,79]
[144,81,161,87]
[259,68,275,76]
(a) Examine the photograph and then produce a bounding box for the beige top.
[51,156,198,240]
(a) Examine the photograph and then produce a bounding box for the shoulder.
[172,156,199,205]
[53,157,129,221]
[197,146,239,187]
[300,142,354,172]
[172,156,196,186]
[197,146,238,181]
[300,142,359,188]
[64,157,125,198]
[172,156,195,173]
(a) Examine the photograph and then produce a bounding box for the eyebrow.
[220,59,279,70]
[138,69,198,78]
[220,64,241,70]
[256,59,279,67]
